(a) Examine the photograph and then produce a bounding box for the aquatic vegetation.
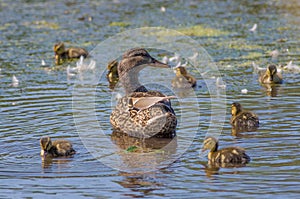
[109,21,130,27]
[23,20,60,29]
[126,146,138,152]
[178,25,229,37]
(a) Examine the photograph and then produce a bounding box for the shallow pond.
[1,0,300,198]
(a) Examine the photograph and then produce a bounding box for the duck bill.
[149,58,170,68]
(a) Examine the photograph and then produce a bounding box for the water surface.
[0,0,300,198]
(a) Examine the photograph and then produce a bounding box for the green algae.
[109,21,130,27]
[178,25,229,37]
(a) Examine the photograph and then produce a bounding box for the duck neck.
[119,66,148,94]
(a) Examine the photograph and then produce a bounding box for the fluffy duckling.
[202,136,250,166]
[106,59,119,89]
[172,66,196,88]
[54,42,88,65]
[230,102,259,129]
[40,136,76,157]
[259,64,283,84]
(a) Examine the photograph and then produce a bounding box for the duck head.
[54,42,66,55]
[107,59,119,72]
[118,48,170,94]
[202,136,219,152]
[231,102,242,116]
[267,65,278,81]
[175,66,188,76]
[40,136,52,157]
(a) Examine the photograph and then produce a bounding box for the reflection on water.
[231,127,259,137]
[111,131,177,152]
[0,0,300,198]
[41,157,74,169]
[110,131,178,173]
[261,83,282,97]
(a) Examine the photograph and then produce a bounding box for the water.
[1,0,300,198]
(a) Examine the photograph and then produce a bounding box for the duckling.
[106,59,119,89]
[259,64,283,84]
[172,66,196,88]
[54,42,88,65]
[230,102,259,130]
[202,136,250,166]
[40,136,76,157]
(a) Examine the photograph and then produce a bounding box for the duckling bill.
[54,42,88,65]
[40,136,76,157]
[202,136,250,167]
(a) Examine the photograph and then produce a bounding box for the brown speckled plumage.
[40,136,76,157]
[54,42,88,65]
[230,102,259,130]
[110,48,177,138]
[202,136,250,167]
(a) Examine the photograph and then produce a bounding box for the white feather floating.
[216,77,226,89]
[249,23,257,32]
[162,56,169,64]
[12,75,19,87]
[283,61,300,73]
[252,62,265,73]
[241,89,248,94]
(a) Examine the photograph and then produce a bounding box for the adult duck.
[259,64,283,84]
[54,42,88,65]
[202,136,250,167]
[110,48,177,138]
[40,136,76,157]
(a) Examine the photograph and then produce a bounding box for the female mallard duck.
[110,48,177,138]
[54,42,88,65]
[172,66,197,88]
[202,136,250,166]
[106,59,119,89]
[40,136,76,157]
[230,102,259,130]
[259,64,283,84]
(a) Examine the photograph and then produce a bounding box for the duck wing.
[129,96,176,111]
